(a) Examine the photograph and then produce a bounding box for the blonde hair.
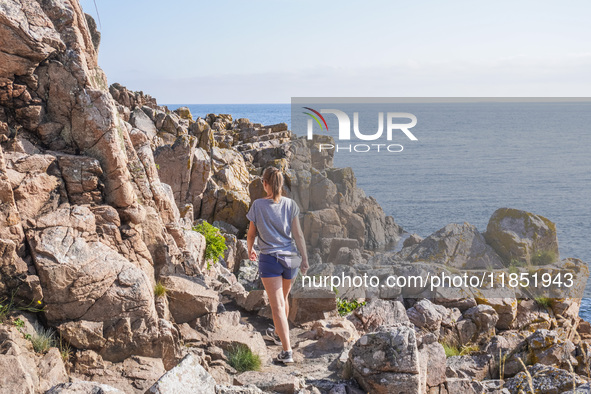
[262,167,283,203]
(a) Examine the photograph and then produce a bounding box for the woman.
[246,167,309,364]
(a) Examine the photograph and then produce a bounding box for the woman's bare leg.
[262,276,291,351]
[282,276,294,321]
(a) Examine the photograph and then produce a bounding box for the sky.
[80,0,591,104]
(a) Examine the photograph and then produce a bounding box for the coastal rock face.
[0,0,204,375]
[2,2,590,394]
[154,136,211,212]
[401,222,505,269]
[485,207,560,264]
[27,205,155,324]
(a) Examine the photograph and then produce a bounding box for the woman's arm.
[291,216,309,274]
[247,221,257,261]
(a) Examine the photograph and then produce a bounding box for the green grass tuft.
[508,265,519,274]
[57,334,72,361]
[535,296,553,308]
[441,342,479,358]
[31,325,56,353]
[442,342,460,357]
[227,344,261,372]
[531,250,557,266]
[154,281,167,298]
[508,258,527,274]
[460,344,480,356]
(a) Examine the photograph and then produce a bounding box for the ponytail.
[262,167,283,203]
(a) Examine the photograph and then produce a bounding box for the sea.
[166,102,591,321]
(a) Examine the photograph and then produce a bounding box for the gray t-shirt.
[246,196,300,255]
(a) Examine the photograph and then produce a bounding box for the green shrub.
[154,281,167,298]
[337,298,366,316]
[535,296,553,308]
[14,318,25,328]
[531,250,557,266]
[227,344,261,372]
[508,265,519,274]
[193,222,227,268]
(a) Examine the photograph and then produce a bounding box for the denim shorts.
[259,253,299,279]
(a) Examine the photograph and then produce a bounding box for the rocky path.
[225,299,360,393]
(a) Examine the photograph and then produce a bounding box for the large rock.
[349,324,421,394]
[404,222,504,269]
[407,299,443,333]
[445,378,484,394]
[308,135,335,170]
[147,354,216,394]
[419,340,447,390]
[288,287,338,324]
[159,275,219,324]
[130,107,157,141]
[457,304,499,345]
[511,299,554,331]
[6,153,61,222]
[504,363,587,394]
[0,354,36,394]
[27,205,156,323]
[303,318,359,352]
[347,299,409,333]
[216,384,264,394]
[476,297,517,330]
[0,238,28,295]
[485,207,559,264]
[154,136,211,211]
[57,154,104,204]
[303,209,344,249]
[526,329,577,370]
[57,320,106,349]
[0,1,63,76]
[206,147,251,234]
[356,196,400,249]
[37,348,69,392]
[195,311,268,361]
[446,354,494,381]
[308,169,337,210]
[27,205,180,365]
[233,372,305,394]
[46,382,126,394]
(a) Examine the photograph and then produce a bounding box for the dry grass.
[517,357,534,394]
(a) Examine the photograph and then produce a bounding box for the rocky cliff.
[1,1,590,394]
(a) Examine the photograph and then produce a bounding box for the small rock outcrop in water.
[1,1,590,393]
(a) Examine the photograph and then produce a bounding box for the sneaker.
[277,349,294,364]
[264,327,282,346]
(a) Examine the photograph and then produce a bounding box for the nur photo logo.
[299,104,418,153]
